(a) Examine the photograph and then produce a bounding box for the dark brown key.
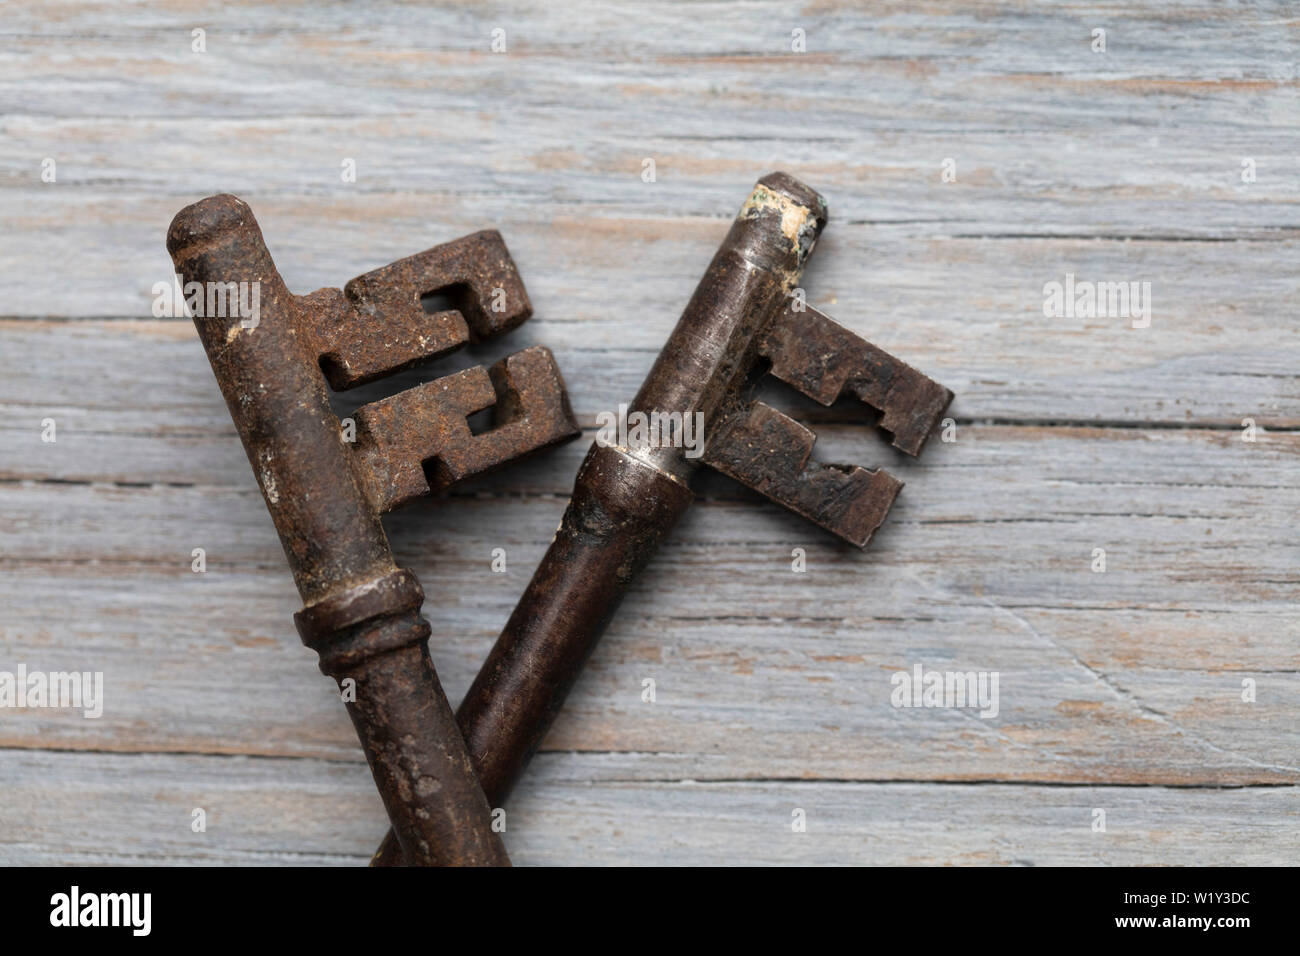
[167,194,579,866]
[372,172,953,864]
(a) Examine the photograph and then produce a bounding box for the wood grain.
[0,0,1296,865]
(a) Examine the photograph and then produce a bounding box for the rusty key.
[167,194,579,866]
[372,172,953,864]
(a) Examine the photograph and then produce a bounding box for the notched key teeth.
[351,346,580,512]
[419,229,533,342]
[486,346,579,438]
[759,299,954,458]
[702,400,903,548]
[421,347,579,492]
[298,230,535,391]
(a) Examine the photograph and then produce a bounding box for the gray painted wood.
[0,1,1296,865]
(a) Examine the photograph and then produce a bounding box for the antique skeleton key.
[372,173,953,864]
[167,194,579,866]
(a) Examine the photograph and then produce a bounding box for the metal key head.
[592,171,951,551]
[170,194,579,528]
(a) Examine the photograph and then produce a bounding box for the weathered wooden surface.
[0,1,1296,865]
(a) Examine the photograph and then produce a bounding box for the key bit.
[372,172,953,864]
[166,194,579,867]
[702,299,954,545]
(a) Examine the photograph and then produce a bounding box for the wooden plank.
[4,426,1295,609]
[1,427,1294,785]
[1,314,1297,489]
[1,749,1295,866]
